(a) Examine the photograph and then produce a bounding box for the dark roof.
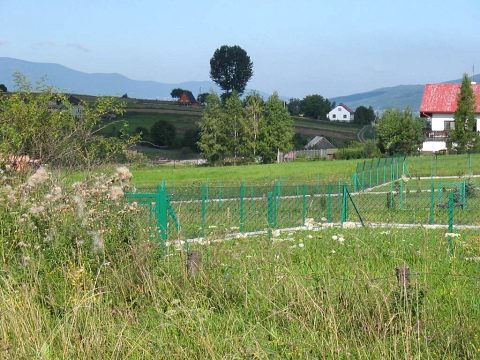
[339,103,354,113]
[420,83,480,115]
[304,136,336,150]
[180,91,197,103]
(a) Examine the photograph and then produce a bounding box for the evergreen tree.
[198,93,228,163]
[449,74,478,152]
[258,93,294,163]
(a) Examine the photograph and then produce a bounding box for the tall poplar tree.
[198,93,228,163]
[258,93,294,163]
[449,74,478,152]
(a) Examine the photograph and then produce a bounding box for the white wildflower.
[342,221,357,229]
[89,231,104,253]
[338,237,345,244]
[17,241,28,248]
[21,255,30,267]
[298,243,305,248]
[109,186,124,201]
[445,233,460,238]
[307,234,313,239]
[116,166,132,181]
[464,256,480,262]
[331,249,336,254]
[332,235,338,241]
[26,166,49,187]
[208,225,217,229]
[380,230,391,235]
[29,204,45,216]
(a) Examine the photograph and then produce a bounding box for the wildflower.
[332,235,338,241]
[26,166,49,187]
[445,233,460,238]
[17,241,28,248]
[89,231,105,253]
[342,221,357,229]
[116,166,132,181]
[298,243,305,248]
[109,186,124,201]
[331,249,336,254]
[307,234,313,239]
[380,230,391,235]
[338,237,345,244]
[45,185,62,202]
[321,217,327,222]
[464,257,480,262]
[29,204,45,216]
[21,255,31,267]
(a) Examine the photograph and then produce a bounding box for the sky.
[0,0,479,98]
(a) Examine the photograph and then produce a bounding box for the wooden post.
[187,251,202,277]
[395,264,410,288]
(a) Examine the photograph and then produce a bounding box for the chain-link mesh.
[125,155,480,243]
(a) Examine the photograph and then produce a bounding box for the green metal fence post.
[327,184,332,222]
[468,153,472,175]
[447,192,454,256]
[341,185,348,223]
[302,184,307,226]
[201,184,208,237]
[156,185,168,249]
[429,183,435,224]
[399,178,404,209]
[239,182,245,232]
[352,173,358,192]
[383,164,386,184]
[267,192,273,238]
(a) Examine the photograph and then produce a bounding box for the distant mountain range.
[1,57,479,110]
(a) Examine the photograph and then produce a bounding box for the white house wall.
[328,106,353,122]
[421,141,447,152]
[430,113,480,131]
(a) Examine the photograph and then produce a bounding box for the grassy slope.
[90,95,362,147]
[130,160,358,188]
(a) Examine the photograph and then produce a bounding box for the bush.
[334,140,381,160]
[150,120,176,147]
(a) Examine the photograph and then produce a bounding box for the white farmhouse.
[327,103,354,122]
[420,83,480,152]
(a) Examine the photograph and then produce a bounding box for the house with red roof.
[327,103,354,122]
[420,83,480,152]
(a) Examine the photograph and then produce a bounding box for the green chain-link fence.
[125,155,480,247]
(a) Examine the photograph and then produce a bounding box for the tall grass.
[1,168,479,358]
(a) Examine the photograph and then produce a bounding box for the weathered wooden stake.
[187,251,202,277]
[395,264,410,288]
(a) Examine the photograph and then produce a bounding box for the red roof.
[339,103,354,113]
[420,83,480,115]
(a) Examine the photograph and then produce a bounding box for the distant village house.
[327,103,354,122]
[420,83,480,152]
[178,91,198,106]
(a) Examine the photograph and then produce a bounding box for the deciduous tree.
[198,93,228,163]
[376,108,424,155]
[150,120,176,147]
[354,105,376,125]
[258,93,294,163]
[210,45,253,95]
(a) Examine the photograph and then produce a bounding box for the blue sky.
[0,0,479,98]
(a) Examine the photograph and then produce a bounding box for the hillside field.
[88,96,366,151]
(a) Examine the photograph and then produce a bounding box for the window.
[338,107,341,111]
[343,114,347,119]
[332,114,336,119]
[444,121,455,130]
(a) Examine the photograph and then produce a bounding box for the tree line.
[198,91,293,164]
